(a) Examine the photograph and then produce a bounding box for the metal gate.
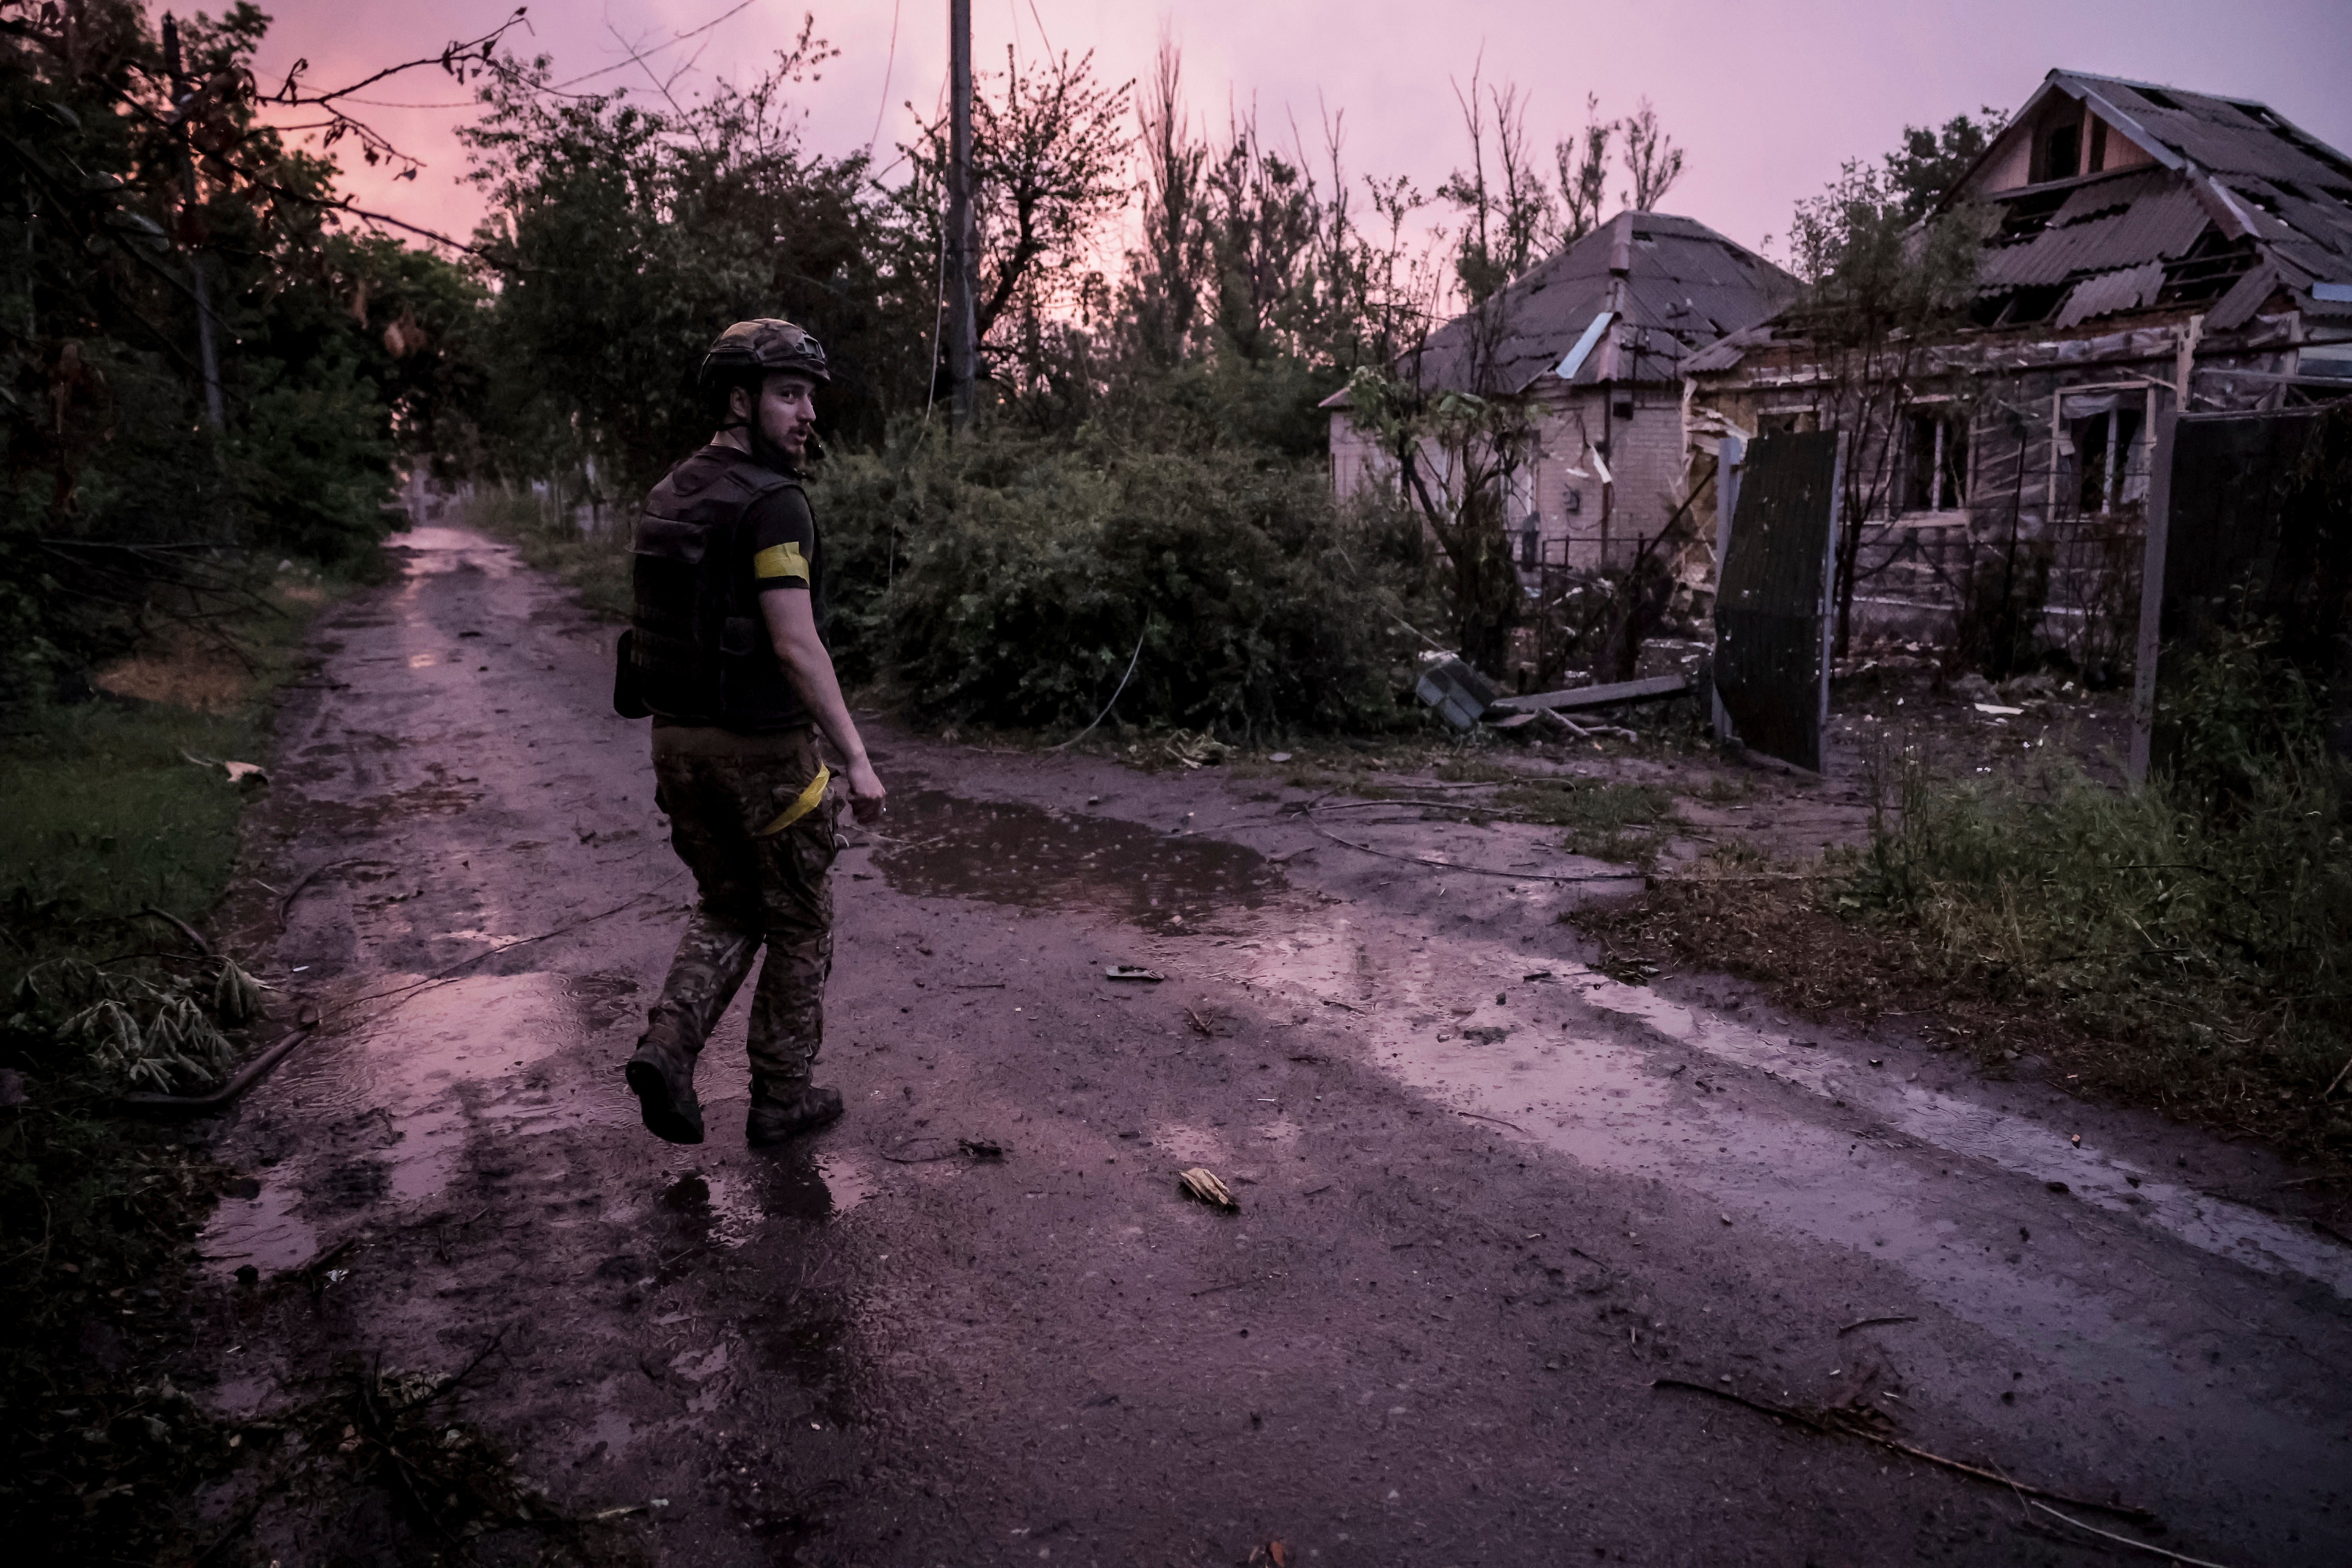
[2131,404,2350,780]
[1712,431,1843,772]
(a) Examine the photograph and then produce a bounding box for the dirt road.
[191,527,2351,1566]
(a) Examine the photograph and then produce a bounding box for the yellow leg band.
[755,764,831,836]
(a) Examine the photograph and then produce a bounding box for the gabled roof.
[1952,70,2352,333]
[1401,211,1797,396]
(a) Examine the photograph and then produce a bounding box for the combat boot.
[624,1033,705,1145]
[746,1083,843,1147]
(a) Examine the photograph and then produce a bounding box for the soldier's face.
[753,374,818,459]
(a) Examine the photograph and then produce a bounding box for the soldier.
[614,318,886,1148]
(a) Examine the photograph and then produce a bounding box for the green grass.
[1497,777,1677,865]
[0,702,263,949]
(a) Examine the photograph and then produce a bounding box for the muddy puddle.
[201,973,590,1275]
[870,784,1285,933]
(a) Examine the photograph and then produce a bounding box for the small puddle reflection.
[872,786,1284,933]
[661,1151,877,1247]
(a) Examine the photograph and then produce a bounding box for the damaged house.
[1326,211,1797,595]
[1684,68,2352,670]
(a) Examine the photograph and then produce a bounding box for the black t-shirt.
[747,478,822,615]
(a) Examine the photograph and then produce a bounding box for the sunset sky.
[256,0,2352,270]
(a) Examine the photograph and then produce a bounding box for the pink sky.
[258,0,2352,271]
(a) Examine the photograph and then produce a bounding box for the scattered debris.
[1972,702,2025,717]
[1178,1167,1238,1211]
[1162,730,1232,768]
[1105,965,1165,982]
[1492,672,1691,717]
[1247,1542,1292,1567]
[1414,653,1499,731]
[181,749,268,785]
[881,1135,1008,1164]
[1183,1007,1214,1037]
[1268,751,1292,763]
[1837,1315,1919,1337]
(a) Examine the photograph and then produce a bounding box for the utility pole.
[162,13,225,432]
[944,0,977,430]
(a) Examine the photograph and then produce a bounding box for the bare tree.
[1554,94,1614,245]
[1439,62,1555,304]
[1621,98,1684,212]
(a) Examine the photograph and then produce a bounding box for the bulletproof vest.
[628,448,811,731]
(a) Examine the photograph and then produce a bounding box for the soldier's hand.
[844,760,887,824]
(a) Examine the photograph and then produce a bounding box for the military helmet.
[697,318,830,392]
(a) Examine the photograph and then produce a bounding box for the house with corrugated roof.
[1324,211,1796,580]
[1684,69,2352,665]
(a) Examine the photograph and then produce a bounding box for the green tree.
[464,22,898,494]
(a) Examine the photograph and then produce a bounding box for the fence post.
[1711,434,1744,741]
[2128,407,2178,787]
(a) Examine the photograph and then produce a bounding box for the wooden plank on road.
[1490,673,1689,714]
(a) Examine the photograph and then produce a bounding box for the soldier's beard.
[747,422,802,472]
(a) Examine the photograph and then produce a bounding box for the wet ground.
[183,526,2351,1566]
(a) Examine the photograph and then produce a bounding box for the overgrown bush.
[817,428,1443,737]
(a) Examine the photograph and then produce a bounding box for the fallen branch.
[1452,1109,1529,1134]
[1650,1379,2157,1526]
[1837,1315,1918,1336]
[277,857,390,929]
[2024,1500,2232,1567]
[1050,630,1147,752]
[1539,706,1639,743]
[139,904,212,957]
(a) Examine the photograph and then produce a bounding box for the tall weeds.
[1853,627,2352,1131]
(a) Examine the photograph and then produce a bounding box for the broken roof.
[1401,212,1797,396]
[1956,70,2352,333]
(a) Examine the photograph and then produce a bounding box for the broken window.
[1992,188,2068,243]
[2068,403,2144,515]
[1900,410,1970,513]
[1519,528,1541,569]
[2042,123,2081,182]
[1971,285,2071,328]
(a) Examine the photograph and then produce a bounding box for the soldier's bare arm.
[762,591,887,822]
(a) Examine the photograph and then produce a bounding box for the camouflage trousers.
[643,723,840,1096]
